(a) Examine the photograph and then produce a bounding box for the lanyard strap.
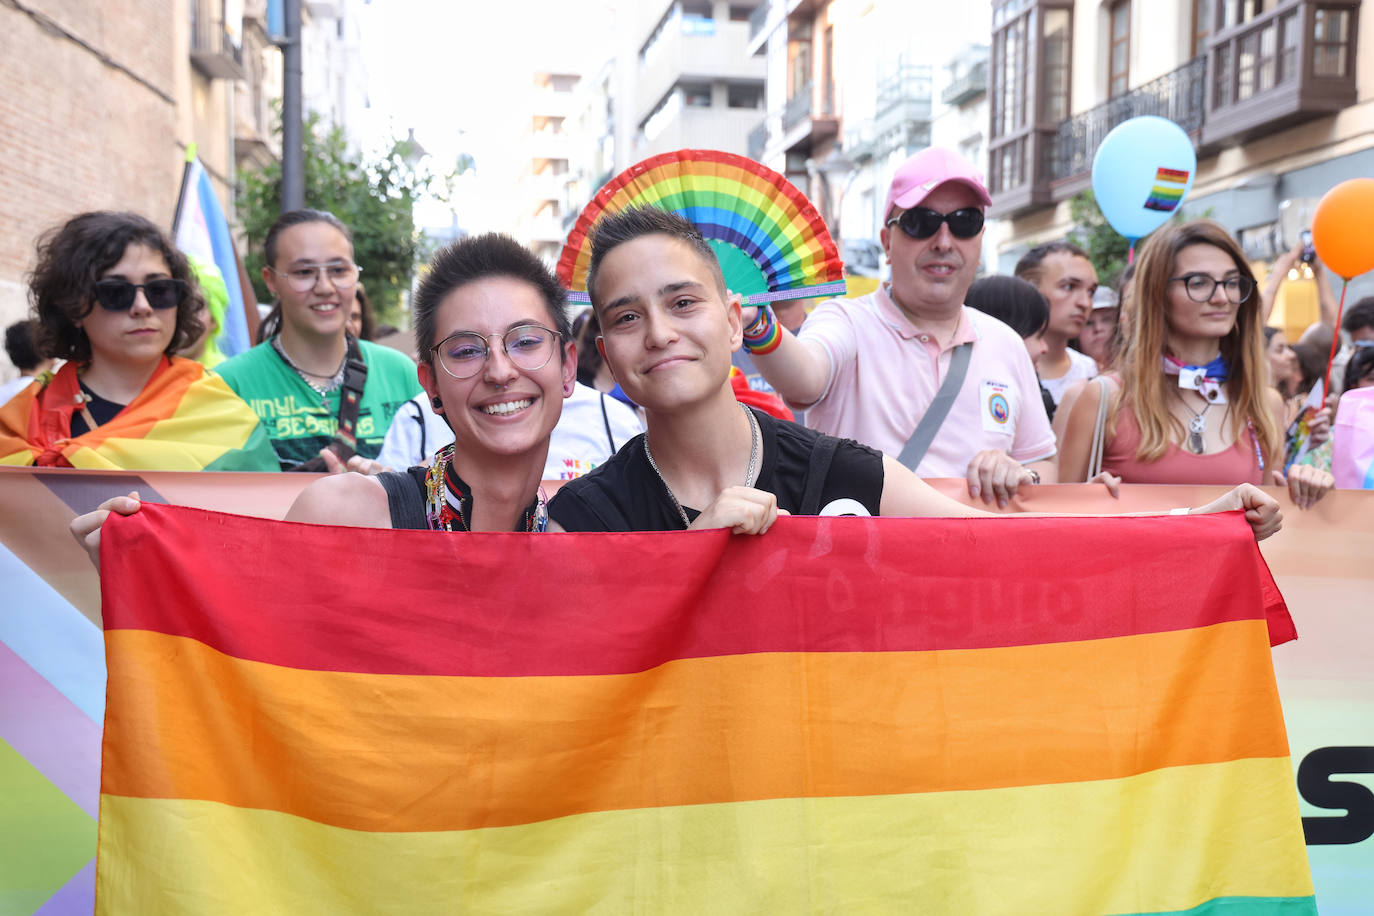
[332,335,368,453]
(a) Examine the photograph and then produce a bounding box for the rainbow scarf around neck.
[0,358,277,471]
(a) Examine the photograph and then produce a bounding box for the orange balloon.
[1311,177,1374,279]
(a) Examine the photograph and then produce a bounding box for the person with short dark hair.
[0,319,53,405]
[1015,241,1099,405]
[965,275,1057,421]
[216,209,422,470]
[546,206,1283,540]
[286,233,581,529]
[0,211,276,469]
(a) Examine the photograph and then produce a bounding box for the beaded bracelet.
[742,305,782,355]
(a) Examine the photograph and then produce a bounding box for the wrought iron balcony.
[876,64,933,119]
[942,60,988,107]
[1047,56,1204,183]
[190,0,246,81]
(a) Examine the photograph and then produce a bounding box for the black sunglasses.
[93,278,187,312]
[887,207,985,240]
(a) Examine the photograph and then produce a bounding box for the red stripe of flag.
[101,506,1289,678]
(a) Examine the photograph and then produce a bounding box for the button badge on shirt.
[980,379,1016,434]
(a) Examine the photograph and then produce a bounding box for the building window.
[728,82,765,109]
[788,23,813,100]
[1041,7,1071,119]
[1313,8,1352,77]
[992,9,1028,140]
[1222,0,1269,29]
[1191,0,1212,58]
[641,89,683,143]
[1108,1,1130,98]
[683,83,712,107]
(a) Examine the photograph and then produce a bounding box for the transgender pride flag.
[172,152,251,358]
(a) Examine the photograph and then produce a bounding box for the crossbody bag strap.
[332,335,369,456]
[896,340,974,471]
[1086,376,1111,480]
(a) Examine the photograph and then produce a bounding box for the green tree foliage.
[1067,190,1131,289]
[1068,190,1207,290]
[237,114,446,322]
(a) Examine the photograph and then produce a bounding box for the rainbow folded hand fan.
[558,150,846,305]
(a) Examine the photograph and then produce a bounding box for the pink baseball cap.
[883,147,992,220]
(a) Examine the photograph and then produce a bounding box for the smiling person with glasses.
[276,233,577,531]
[216,209,421,470]
[737,147,1056,507]
[1059,220,1333,509]
[0,211,277,469]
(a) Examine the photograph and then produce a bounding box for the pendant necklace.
[273,336,346,406]
[1178,391,1214,454]
[644,403,760,529]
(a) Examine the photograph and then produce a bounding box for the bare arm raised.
[737,304,834,406]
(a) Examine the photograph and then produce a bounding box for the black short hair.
[412,233,571,364]
[1342,345,1374,393]
[4,319,44,372]
[1342,297,1374,336]
[571,308,604,388]
[1014,241,1092,286]
[965,275,1050,339]
[585,206,726,309]
[29,211,205,362]
[263,209,352,268]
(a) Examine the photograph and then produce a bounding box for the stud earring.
[431,396,443,410]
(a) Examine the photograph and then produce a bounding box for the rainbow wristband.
[742,306,782,355]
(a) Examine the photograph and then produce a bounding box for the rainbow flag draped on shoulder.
[97,506,1315,914]
[0,358,276,471]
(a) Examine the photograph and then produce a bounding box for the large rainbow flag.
[0,358,277,471]
[93,503,1315,913]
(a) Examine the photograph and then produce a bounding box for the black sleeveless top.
[376,467,428,530]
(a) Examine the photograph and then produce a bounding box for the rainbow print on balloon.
[558,149,846,305]
[1143,167,1191,213]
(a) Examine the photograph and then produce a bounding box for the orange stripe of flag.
[102,620,1287,833]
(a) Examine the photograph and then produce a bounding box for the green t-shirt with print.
[215,339,422,470]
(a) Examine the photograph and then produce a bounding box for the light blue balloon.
[1090,116,1197,242]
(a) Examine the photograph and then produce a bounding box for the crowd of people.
[6,145,1370,551]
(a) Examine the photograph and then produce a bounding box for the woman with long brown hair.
[1060,220,1331,507]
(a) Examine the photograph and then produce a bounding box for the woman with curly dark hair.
[0,211,277,469]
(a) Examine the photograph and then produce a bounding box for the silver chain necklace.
[1177,390,1215,454]
[644,403,760,529]
[272,335,346,400]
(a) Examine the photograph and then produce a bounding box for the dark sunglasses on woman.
[93,278,187,311]
[887,206,985,240]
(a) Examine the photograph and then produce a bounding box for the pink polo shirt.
[794,284,1057,478]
